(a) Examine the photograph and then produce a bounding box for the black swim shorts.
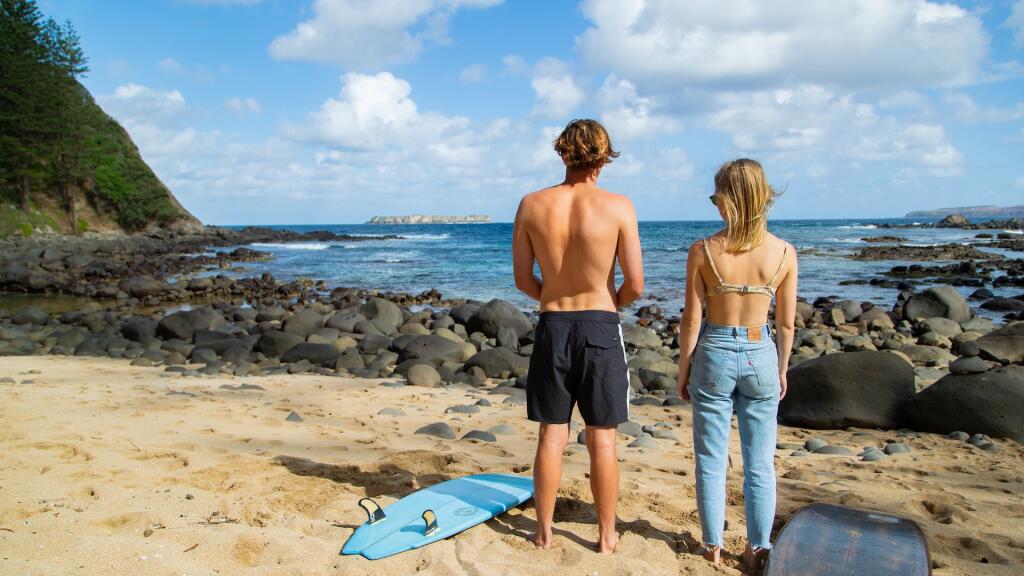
[526,310,631,427]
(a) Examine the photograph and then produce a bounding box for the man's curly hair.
[553,119,620,170]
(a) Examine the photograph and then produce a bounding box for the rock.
[283,309,325,338]
[981,298,1024,312]
[256,330,305,358]
[884,442,911,454]
[377,408,405,416]
[358,334,392,355]
[360,298,403,334]
[466,299,532,338]
[898,344,956,366]
[399,323,430,336]
[957,340,980,357]
[949,356,990,375]
[620,323,661,349]
[464,347,529,378]
[975,322,1024,363]
[631,396,663,406]
[836,300,862,321]
[907,370,1024,441]
[967,433,992,447]
[825,308,846,327]
[497,327,519,350]
[813,445,855,456]
[286,411,303,422]
[781,351,915,430]
[903,286,970,323]
[11,306,48,325]
[415,422,455,440]
[651,428,677,440]
[326,312,365,332]
[937,213,968,227]
[446,404,480,414]
[449,302,481,325]
[618,421,644,438]
[782,469,819,482]
[488,424,516,435]
[126,275,164,298]
[947,431,970,441]
[919,317,962,337]
[861,451,888,462]
[627,436,659,449]
[960,317,994,333]
[399,334,465,363]
[461,430,497,442]
[121,317,157,342]
[969,288,995,300]
[804,438,828,452]
[281,343,342,366]
[407,364,442,387]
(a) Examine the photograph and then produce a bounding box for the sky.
[39,0,1024,224]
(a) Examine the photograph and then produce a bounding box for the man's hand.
[779,371,788,400]
[678,372,690,402]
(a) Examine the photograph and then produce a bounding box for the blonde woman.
[677,159,797,568]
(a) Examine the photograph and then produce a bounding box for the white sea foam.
[838,224,877,230]
[398,233,451,240]
[250,242,329,250]
[1001,229,1023,235]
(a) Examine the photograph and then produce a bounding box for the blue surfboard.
[342,473,534,560]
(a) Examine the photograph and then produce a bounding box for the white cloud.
[878,91,928,110]
[268,0,503,69]
[502,54,528,75]
[596,74,680,140]
[578,0,988,91]
[530,58,584,119]
[1007,0,1024,49]
[458,63,486,83]
[944,92,1024,123]
[157,57,185,74]
[282,72,471,152]
[226,96,262,114]
[98,84,187,122]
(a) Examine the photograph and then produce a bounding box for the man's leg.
[533,422,569,548]
[585,425,619,553]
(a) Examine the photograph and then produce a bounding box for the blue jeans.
[689,322,779,549]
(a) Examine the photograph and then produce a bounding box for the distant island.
[367,215,490,224]
[906,205,1024,219]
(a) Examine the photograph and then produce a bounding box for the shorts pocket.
[585,334,619,358]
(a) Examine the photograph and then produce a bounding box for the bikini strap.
[701,237,725,284]
[767,243,788,287]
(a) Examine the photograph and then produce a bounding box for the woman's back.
[698,232,790,327]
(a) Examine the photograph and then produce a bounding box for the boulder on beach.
[903,286,970,323]
[359,298,403,334]
[466,299,532,338]
[907,369,1024,441]
[974,322,1024,364]
[281,342,342,366]
[255,330,305,358]
[398,334,466,364]
[464,347,529,378]
[780,351,915,430]
[620,323,660,349]
[283,309,325,338]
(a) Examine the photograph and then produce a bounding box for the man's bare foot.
[742,543,768,569]
[597,531,619,554]
[701,545,722,564]
[533,528,553,549]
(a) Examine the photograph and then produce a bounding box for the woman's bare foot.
[533,527,553,549]
[597,531,619,554]
[743,543,768,570]
[701,545,722,564]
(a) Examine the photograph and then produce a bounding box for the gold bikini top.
[702,237,787,298]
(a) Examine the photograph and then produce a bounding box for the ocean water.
[218,220,1021,316]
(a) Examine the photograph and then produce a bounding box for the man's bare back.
[513,180,644,312]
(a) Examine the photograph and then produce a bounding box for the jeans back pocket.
[741,346,780,399]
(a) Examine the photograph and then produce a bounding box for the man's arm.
[615,198,644,308]
[512,198,543,302]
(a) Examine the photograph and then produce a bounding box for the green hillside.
[0,0,200,237]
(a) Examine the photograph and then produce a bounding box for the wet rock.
[903,286,970,323]
[975,322,1024,364]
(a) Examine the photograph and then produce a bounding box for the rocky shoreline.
[1,219,1023,446]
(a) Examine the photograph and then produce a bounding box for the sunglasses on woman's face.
[708,194,718,206]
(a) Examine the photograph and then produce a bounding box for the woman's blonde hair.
[553,119,620,170]
[713,158,780,253]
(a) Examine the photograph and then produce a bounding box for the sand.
[1,356,1022,576]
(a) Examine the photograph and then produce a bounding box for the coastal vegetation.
[0,0,197,237]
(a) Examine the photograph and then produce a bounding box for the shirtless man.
[512,119,644,554]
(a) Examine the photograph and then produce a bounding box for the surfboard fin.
[358,498,387,525]
[422,510,438,536]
